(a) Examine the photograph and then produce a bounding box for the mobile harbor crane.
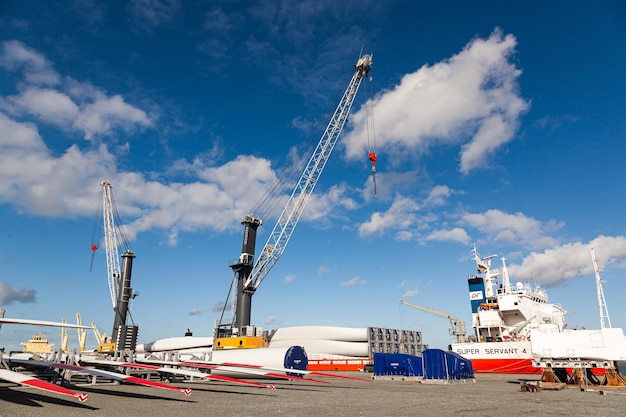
[95,180,138,353]
[215,54,373,349]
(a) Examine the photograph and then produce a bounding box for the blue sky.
[1,0,625,352]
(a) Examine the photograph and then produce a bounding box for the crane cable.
[365,73,378,196]
[89,190,103,271]
[251,80,348,220]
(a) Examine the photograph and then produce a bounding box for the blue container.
[373,353,423,377]
[422,349,474,380]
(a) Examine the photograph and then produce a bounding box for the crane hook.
[89,244,98,272]
[368,151,378,197]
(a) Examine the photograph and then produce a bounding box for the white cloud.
[0,113,115,215]
[318,265,329,275]
[283,274,296,284]
[341,276,365,287]
[460,113,515,173]
[426,227,470,244]
[0,40,60,86]
[462,209,562,250]
[342,29,529,175]
[7,87,79,125]
[0,106,283,236]
[0,282,36,305]
[1,40,152,141]
[399,280,419,298]
[73,94,151,139]
[402,289,418,298]
[423,185,453,207]
[358,195,420,237]
[396,230,414,241]
[0,39,290,238]
[188,308,203,316]
[302,183,358,223]
[508,235,626,286]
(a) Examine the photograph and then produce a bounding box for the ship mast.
[591,247,611,329]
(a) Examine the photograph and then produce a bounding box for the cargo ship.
[21,332,55,354]
[450,246,567,374]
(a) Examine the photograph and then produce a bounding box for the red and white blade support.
[9,359,192,396]
[137,358,370,383]
[82,358,276,390]
[0,368,88,402]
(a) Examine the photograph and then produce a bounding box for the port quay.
[2,372,626,417]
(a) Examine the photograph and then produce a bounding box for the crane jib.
[242,55,372,292]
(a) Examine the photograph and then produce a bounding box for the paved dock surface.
[1,372,626,416]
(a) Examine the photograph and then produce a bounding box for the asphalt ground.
[1,372,626,417]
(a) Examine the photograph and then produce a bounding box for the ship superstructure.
[466,246,566,343]
[21,332,55,354]
[451,246,567,373]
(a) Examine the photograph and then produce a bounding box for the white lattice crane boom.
[243,54,372,292]
[101,180,121,308]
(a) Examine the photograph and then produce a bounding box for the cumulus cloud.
[358,195,420,237]
[0,40,60,85]
[302,183,358,223]
[423,185,453,207]
[0,41,300,239]
[462,209,562,250]
[343,29,529,174]
[188,308,203,316]
[356,194,564,251]
[7,87,79,125]
[508,235,626,286]
[1,41,151,140]
[73,94,151,139]
[0,282,36,306]
[0,113,115,216]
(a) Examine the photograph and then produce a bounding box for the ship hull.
[450,341,540,374]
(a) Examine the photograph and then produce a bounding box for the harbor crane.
[98,180,138,352]
[398,299,466,343]
[216,54,373,346]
